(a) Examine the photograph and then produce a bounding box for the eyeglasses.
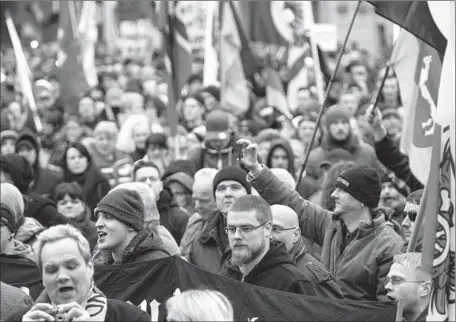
[384,276,427,286]
[225,221,269,235]
[271,225,297,234]
[403,211,417,222]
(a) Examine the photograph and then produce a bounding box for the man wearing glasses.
[385,252,431,321]
[401,189,424,251]
[270,205,343,298]
[223,195,317,296]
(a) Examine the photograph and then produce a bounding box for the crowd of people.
[0,37,432,321]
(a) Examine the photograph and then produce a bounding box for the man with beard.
[238,139,404,301]
[306,106,384,181]
[188,166,250,274]
[223,195,317,295]
[385,253,431,321]
[380,173,409,224]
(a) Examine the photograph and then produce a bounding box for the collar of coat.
[331,211,388,239]
[199,211,224,244]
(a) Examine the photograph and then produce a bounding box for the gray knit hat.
[95,188,145,232]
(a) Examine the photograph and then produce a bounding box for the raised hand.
[365,104,387,141]
[237,139,261,175]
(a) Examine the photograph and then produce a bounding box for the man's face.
[215,180,248,214]
[382,78,399,101]
[66,147,89,175]
[135,167,163,198]
[298,121,316,143]
[36,92,55,111]
[17,146,37,166]
[227,209,270,266]
[385,263,428,314]
[270,147,289,170]
[328,120,350,141]
[1,138,16,155]
[183,98,204,123]
[331,187,362,216]
[41,238,93,305]
[168,182,190,209]
[351,65,368,84]
[94,133,115,155]
[96,211,133,252]
[200,92,218,112]
[189,80,203,94]
[56,194,86,219]
[66,121,83,143]
[338,93,358,116]
[271,215,298,252]
[401,202,419,242]
[380,182,406,213]
[192,183,217,220]
[382,116,402,138]
[146,145,168,161]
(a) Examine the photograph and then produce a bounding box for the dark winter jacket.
[291,237,343,299]
[92,230,170,265]
[306,132,385,180]
[375,135,423,192]
[266,139,295,176]
[222,240,317,296]
[129,147,147,162]
[6,299,150,322]
[15,130,62,196]
[249,166,404,301]
[189,211,231,274]
[157,187,190,245]
[1,282,34,321]
[187,134,240,171]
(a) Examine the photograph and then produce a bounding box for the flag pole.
[406,183,429,252]
[295,1,362,190]
[367,63,391,122]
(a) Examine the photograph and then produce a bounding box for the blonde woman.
[166,289,234,321]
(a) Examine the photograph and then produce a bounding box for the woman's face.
[298,121,317,143]
[168,181,190,208]
[133,124,150,149]
[66,147,89,175]
[66,121,83,143]
[57,194,86,219]
[95,132,115,155]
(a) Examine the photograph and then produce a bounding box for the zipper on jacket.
[334,231,360,275]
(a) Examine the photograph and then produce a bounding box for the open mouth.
[59,286,75,294]
[97,231,107,240]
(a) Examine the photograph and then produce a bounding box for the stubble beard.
[231,239,265,266]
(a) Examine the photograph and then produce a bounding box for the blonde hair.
[394,252,432,280]
[35,225,92,271]
[116,115,151,153]
[166,289,234,321]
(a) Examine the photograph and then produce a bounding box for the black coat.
[157,188,190,245]
[23,194,68,228]
[6,299,150,322]
[223,241,317,296]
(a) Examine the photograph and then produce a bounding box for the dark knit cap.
[184,93,205,107]
[213,166,251,195]
[381,172,410,197]
[95,188,145,232]
[319,148,355,169]
[206,109,230,133]
[201,86,221,101]
[146,133,168,149]
[324,106,351,127]
[335,165,381,207]
[162,160,196,181]
[0,154,35,193]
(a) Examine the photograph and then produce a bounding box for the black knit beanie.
[335,165,381,208]
[324,106,351,128]
[213,166,251,196]
[95,189,145,232]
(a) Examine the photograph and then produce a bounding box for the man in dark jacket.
[1,153,68,228]
[15,129,62,196]
[270,205,343,299]
[132,160,189,244]
[223,195,317,296]
[187,109,240,171]
[401,189,425,252]
[93,188,170,264]
[366,104,423,192]
[238,139,404,301]
[189,166,250,274]
[266,139,296,176]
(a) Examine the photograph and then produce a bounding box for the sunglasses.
[403,211,417,222]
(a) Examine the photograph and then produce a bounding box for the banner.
[1,256,397,321]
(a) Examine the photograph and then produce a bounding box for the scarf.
[36,285,108,321]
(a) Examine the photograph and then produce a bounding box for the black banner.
[1,256,397,321]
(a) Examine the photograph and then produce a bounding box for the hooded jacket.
[223,240,317,296]
[157,187,190,245]
[291,237,343,299]
[266,139,296,176]
[249,166,404,301]
[15,130,62,195]
[187,133,240,171]
[92,230,170,265]
[306,130,385,180]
